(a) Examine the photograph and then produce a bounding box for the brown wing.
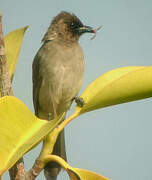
[32,50,42,117]
[32,42,64,118]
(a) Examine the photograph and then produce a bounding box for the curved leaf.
[4,26,28,80]
[67,168,109,180]
[44,155,109,180]
[0,96,63,175]
[76,66,152,114]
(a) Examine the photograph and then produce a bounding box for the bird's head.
[42,11,95,43]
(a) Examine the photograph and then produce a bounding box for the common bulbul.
[32,11,95,180]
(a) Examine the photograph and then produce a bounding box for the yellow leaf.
[0,96,64,175]
[76,66,152,114]
[44,155,109,180]
[67,168,109,180]
[4,26,28,80]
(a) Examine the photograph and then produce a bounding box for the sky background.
[1,0,152,179]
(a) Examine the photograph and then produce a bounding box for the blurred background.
[1,0,152,179]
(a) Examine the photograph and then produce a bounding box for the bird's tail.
[36,109,66,180]
[44,128,66,180]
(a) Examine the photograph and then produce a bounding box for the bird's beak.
[78,26,95,34]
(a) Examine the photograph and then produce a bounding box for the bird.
[32,11,95,180]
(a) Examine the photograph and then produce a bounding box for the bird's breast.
[38,42,84,115]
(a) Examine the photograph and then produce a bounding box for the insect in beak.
[91,25,103,40]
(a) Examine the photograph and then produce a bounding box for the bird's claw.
[74,96,85,107]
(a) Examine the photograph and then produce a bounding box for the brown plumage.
[32,11,95,180]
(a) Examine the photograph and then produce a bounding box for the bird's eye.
[69,22,78,29]
[70,22,74,26]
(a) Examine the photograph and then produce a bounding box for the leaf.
[67,168,109,180]
[0,96,64,175]
[44,155,109,180]
[76,66,152,114]
[4,26,28,80]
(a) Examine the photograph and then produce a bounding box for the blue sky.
[1,0,152,179]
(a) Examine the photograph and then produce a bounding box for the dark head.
[42,11,95,43]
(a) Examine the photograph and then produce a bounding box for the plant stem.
[0,12,25,180]
[57,112,79,133]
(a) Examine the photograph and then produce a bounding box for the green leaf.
[0,96,64,175]
[4,26,28,80]
[76,66,152,114]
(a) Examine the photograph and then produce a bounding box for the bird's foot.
[74,96,85,107]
